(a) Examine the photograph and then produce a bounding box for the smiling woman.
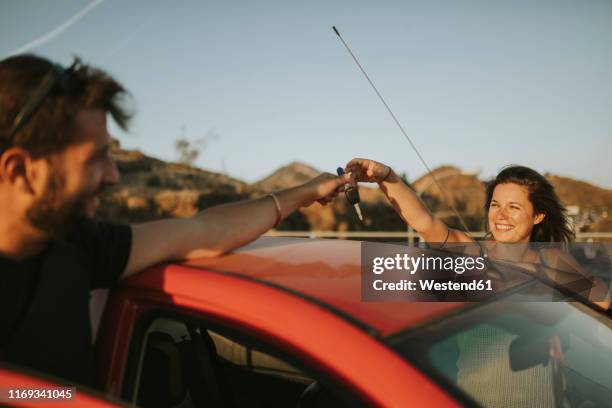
[484,165,574,244]
[345,158,611,310]
[344,158,572,245]
[348,158,611,408]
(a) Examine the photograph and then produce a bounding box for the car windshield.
[389,282,612,408]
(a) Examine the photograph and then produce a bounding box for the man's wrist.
[267,193,282,228]
[298,180,318,203]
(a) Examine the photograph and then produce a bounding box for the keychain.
[337,167,363,222]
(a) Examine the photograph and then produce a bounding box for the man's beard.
[26,170,94,239]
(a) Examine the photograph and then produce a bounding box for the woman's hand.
[345,158,392,183]
[345,157,471,244]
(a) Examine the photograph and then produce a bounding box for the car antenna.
[331,25,475,241]
[331,26,507,281]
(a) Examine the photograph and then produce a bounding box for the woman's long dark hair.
[484,165,575,243]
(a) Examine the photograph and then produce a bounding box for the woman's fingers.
[348,158,392,182]
[367,160,375,177]
[345,158,370,173]
[345,158,387,182]
[346,157,367,168]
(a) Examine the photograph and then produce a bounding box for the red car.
[3,237,612,407]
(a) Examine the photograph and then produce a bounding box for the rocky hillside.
[547,175,612,209]
[254,162,320,192]
[98,142,252,223]
[411,165,486,230]
[99,143,611,233]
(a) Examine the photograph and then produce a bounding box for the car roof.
[180,237,470,337]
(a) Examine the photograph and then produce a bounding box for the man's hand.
[303,172,351,206]
[123,171,350,279]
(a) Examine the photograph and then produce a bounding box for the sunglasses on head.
[3,63,76,150]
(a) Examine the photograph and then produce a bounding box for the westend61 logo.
[360,242,611,302]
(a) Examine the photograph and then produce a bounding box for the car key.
[337,167,363,222]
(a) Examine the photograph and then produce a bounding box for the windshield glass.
[389,283,612,408]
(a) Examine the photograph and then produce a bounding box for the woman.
[348,159,609,407]
[345,158,610,310]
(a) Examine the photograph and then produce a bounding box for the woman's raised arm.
[345,158,473,244]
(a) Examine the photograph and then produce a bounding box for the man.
[0,54,349,386]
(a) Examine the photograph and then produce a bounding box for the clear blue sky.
[1,0,611,187]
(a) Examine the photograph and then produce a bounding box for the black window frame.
[121,308,369,407]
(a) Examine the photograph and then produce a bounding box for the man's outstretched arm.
[121,173,349,279]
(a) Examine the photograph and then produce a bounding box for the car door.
[97,263,459,407]
[120,312,361,407]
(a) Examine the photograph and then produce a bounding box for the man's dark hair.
[0,54,131,158]
[484,165,575,243]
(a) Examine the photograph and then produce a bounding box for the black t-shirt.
[0,222,132,386]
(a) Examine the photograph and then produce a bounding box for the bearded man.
[0,54,348,386]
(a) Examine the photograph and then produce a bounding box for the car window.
[390,283,612,408]
[123,315,356,408]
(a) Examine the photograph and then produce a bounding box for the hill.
[98,144,611,233]
[98,143,252,223]
[547,175,612,208]
[254,162,320,192]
